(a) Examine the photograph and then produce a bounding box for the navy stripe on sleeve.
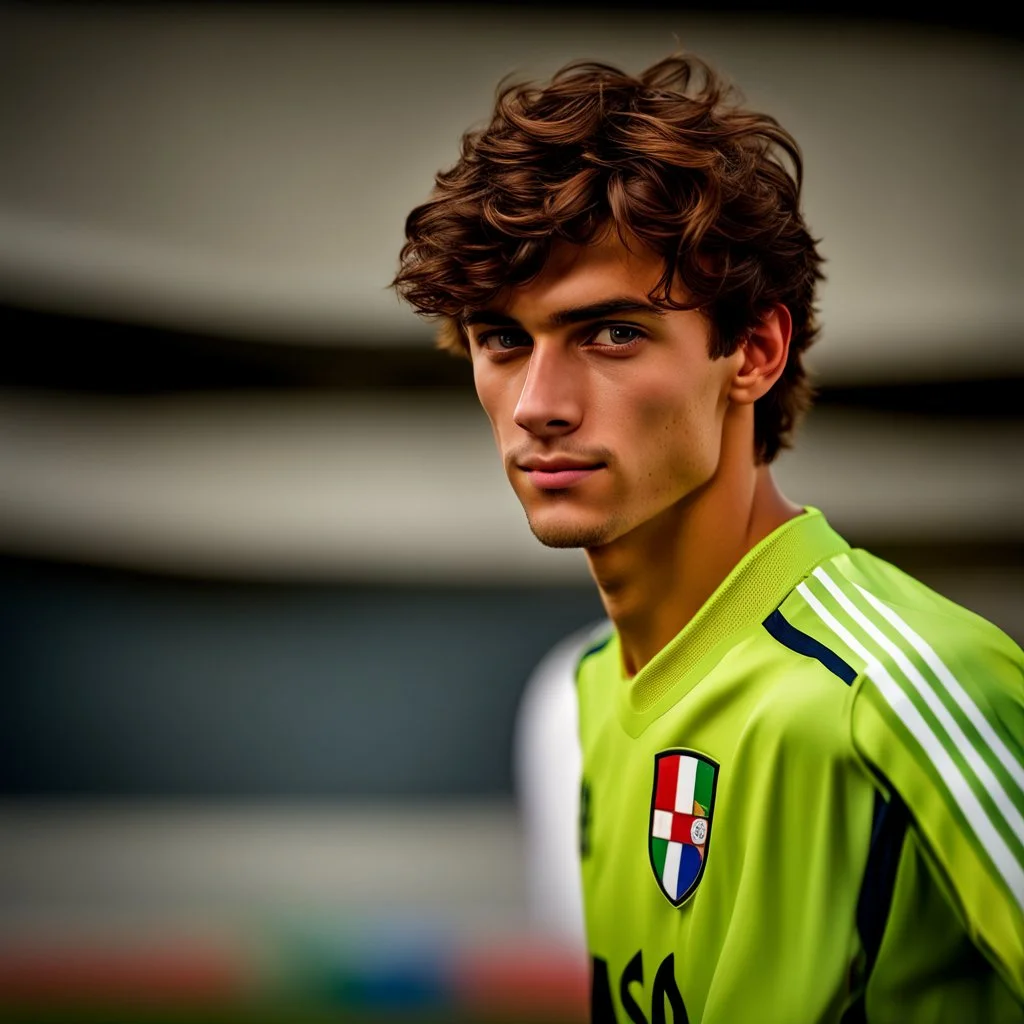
[763,608,857,685]
[857,785,910,969]
[841,783,910,1024]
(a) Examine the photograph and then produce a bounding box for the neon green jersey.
[576,508,1024,1023]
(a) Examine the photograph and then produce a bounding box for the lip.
[520,460,605,490]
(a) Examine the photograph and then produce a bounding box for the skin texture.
[467,229,802,675]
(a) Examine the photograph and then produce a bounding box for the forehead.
[498,230,668,319]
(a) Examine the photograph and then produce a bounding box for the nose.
[513,345,583,438]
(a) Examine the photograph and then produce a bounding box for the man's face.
[466,230,744,550]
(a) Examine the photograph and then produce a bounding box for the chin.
[525,509,623,550]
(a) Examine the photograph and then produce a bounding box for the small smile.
[519,460,606,490]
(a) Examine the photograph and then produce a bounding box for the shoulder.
[532,619,613,685]
[774,547,1023,731]
[574,620,615,668]
[787,547,1022,678]
[572,620,617,688]
[787,550,1024,805]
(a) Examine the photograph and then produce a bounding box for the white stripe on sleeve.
[798,580,1024,912]
[854,581,1024,795]
[814,567,1024,852]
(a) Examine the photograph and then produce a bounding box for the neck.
[585,408,801,677]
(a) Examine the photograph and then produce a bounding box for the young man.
[393,55,1024,1022]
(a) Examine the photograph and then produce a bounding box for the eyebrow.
[462,297,667,330]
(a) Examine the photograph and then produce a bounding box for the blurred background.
[0,1,1021,1020]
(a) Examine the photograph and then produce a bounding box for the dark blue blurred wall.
[0,558,604,798]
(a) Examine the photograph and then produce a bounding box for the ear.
[729,304,792,405]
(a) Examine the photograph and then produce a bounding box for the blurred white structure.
[0,391,1020,586]
[514,623,609,948]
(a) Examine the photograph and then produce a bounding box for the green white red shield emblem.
[649,749,719,906]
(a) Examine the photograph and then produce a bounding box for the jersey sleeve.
[863,826,1024,1022]
[847,596,1024,1002]
[785,553,1024,1003]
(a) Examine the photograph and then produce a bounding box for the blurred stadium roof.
[0,2,1020,584]
[1,2,1021,383]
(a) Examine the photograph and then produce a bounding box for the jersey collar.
[616,507,850,732]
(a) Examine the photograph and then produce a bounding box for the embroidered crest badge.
[649,749,719,906]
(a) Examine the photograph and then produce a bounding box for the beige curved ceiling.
[1,5,1021,382]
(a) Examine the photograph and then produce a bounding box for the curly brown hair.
[393,54,825,463]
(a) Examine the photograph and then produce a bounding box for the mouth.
[518,460,606,491]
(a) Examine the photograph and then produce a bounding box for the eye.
[478,329,531,351]
[589,324,646,347]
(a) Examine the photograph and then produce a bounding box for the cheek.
[474,371,523,454]
[633,381,722,474]
[634,380,701,440]
[472,370,503,429]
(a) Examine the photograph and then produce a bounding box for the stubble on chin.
[523,508,622,550]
